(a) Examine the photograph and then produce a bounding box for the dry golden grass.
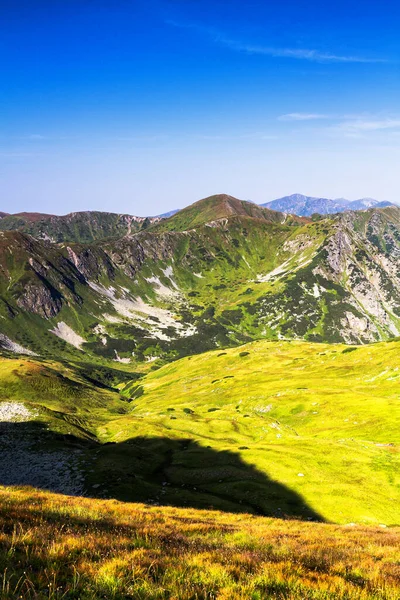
[1,487,400,599]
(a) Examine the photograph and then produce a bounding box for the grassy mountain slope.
[114,338,400,525]
[0,355,129,427]
[2,197,400,363]
[2,337,400,525]
[1,487,399,600]
[153,194,308,231]
[48,203,400,348]
[0,208,314,362]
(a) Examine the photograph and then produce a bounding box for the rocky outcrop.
[66,246,116,281]
[16,279,62,319]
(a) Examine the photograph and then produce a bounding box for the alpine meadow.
[2,1,400,599]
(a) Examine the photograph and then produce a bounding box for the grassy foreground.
[1,487,400,600]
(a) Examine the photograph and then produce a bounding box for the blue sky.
[1,0,400,215]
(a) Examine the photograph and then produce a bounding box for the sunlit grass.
[2,338,400,524]
[114,338,400,524]
[1,487,400,599]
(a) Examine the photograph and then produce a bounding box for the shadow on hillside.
[0,420,323,521]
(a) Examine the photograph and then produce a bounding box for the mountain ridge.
[262,192,394,216]
[2,192,395,240]
[0,210,163,243]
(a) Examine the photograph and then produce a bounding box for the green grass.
[2,338,400,525]
[114,338,400,524]
[0,357,130,438]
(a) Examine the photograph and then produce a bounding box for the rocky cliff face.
[0,231,86,321]
[254,207,400,344]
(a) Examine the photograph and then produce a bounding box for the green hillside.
[112,338,400,525]
[0,209,320,362]
[2,337,400,525]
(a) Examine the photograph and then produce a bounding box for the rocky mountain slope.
[1,194,400,363]
[262,193,394,216]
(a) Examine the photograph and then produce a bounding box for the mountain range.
[1,193,400,363]
[1,193,394,244]
[261,193,395,216]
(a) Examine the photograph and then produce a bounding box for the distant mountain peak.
[261,194,395,217]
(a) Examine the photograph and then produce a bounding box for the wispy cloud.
[112,135,170,142]
[337,118,400,132]
[278,113,330,121]
[0,151,40,158]
[220,40,384,64]
[277,113,400,136]
[167,20,387,64]
[194,132,277,141]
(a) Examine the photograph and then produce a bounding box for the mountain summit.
[154,194,307,231]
